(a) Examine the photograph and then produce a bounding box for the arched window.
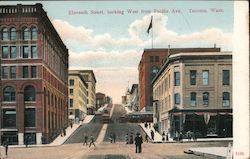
[23,27,29,40]
[10,27,17,40]
[2,28,8,40]
[31,27,37,40]
[203,92,209,106]
[3,86,16,101]
[24,85,36,101]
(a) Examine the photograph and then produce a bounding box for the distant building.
[96,92,106,109]
[138,47,221,112]
[122,96,127,105]
[0,4,69,145]
[152,51,232,137]
[77,70,96,114]
[130,84,139,111]
[68,70,88,123]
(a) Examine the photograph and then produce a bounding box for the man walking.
[3,139,9,156]
[135,133,143,153]
[89,135,96,147]
[83,135,88,146]
[113,132,116,143]
[151,130,154,141]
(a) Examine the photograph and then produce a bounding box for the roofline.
[70,69,97,83]
[152,51,232,85]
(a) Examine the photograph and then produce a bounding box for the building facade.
[0,4,69,145]
[152,51,232,138]
[130,84,139,111]
[138,48,221,112]
[96,92,106,110]
[78,70,96,114]
[68,70,88,123]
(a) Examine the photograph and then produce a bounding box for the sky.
[1,1,234,103]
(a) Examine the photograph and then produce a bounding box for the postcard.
[0,1,249,159]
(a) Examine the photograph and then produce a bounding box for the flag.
[147,16,153,34]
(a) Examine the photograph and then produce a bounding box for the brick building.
[138,47,221,112]
[152,51,232,137]
[0,4,68,145]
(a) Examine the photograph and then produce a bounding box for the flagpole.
[151,16,153,49]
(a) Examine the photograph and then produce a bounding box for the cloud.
[69,50,142,68]
[69,66,138,103]
[53,13,233,103]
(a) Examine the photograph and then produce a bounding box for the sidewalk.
[4,115,95,148]
[188,146,233,158]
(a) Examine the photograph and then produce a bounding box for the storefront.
[169,109,232,138]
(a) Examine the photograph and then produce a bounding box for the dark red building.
[0,4,68,145]
[138,47,220,111]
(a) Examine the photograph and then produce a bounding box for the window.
[203,92,209,106]
[23,46,29,58]
[70,99,73,107]
[2,109,16,128]
[3,86,15,101]
[24,85,36,101]
[202,70,209,85]
[24,108,36,127]
[151,66,159,80]
[31,66,37,78]
[174,72,180,86]
[31,27,37,40]
[2,28,8,40]
[23,27,29,40]
[2,46,9,58]
[223,92,230,107]
[155,56,159,62]
[10,28,17,40]
[190,70,197,85]
[150,56,154,62]
[24,133,36,145]
[31,46,37,58]
[23,66,28,78]
[174,93,180,105]
[70,89,74,95]
[69,79,74,86]
[223,70,230,85]
[10,66,16,79]
[190,92,196,106]
[2,66,8,79]
[10,46,17,58]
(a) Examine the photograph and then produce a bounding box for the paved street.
[3,141,230,159]
[0,104,231,159]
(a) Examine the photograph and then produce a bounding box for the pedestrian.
[24,135,29,147]
[125,133,129,144]
[151,130,154,141]
[89,135,96,147]
[109,133,113,143]
[166,132,169,141]
[149,123,151,128]
[192,132,196,142]
[130,132,134,144]
[162,131,165,142]
[179,132,183,142]
[145,134,148,143]
[83,135,88,146]
[144,122,148,129]
[187,130,191,141]
[3,139,9,156]
[70,122,73,128]
[175,131,179,141]
[113,132,116,143]
[63,128,66,136]
[135,133,143,153]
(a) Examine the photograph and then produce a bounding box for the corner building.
[152,51,232,138]
[138,48,221,112]
[0,4,69,145]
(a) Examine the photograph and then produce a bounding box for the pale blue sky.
[1,1,234,103]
